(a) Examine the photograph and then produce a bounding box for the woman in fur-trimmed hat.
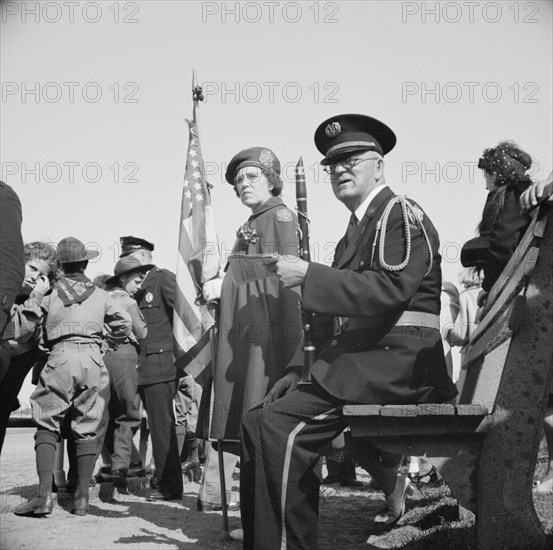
[474,140,534,301]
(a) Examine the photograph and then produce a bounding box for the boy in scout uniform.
[119,236,183,500]
[237,114,457,548]
[14,237,131,517]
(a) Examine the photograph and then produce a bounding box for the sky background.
[1,0,552,403]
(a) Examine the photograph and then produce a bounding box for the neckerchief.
[57,273,96,306]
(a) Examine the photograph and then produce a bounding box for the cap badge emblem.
[325,122,341,138]
[258,149,274,168]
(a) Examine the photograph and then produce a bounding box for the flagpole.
[192,68,203,132]
[191,69,230,541]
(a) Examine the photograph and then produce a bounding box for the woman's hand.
[263,371,300,405]
[202,278,223,302]
[477,290,488,308]
[31,274,50,297]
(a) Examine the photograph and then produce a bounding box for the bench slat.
[470,246,539,343]
[480,210,540,315]
[456,404,491,415]
[417,403,456,415]
[380,405,418,417]
[343,404,381,416]
[343,403,486,417]
[463,298,522,369]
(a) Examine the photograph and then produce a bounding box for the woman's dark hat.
[314,114,397,165]
[105,256,153,286]
[57,236,99,264]
[225,147,281,185]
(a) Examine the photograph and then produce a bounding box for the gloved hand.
[202,278,223,302]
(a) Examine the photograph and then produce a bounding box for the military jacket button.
[384,346,390,351]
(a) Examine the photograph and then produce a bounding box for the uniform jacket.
[134,267,176,385]
[42,282,131,347]
[107,288,147,347]
[0,182,24,340]
[210,196,302,441]
[297,186,457,405]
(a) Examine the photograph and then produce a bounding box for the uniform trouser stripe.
[280,407,339,550]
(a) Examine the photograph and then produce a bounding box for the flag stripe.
[173,118,221,377]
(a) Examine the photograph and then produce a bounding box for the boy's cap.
[105,256,153,286]
[57,237,99,264]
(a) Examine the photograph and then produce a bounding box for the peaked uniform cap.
[57,236,99,264]
[105,256,153,286]
[225,147,281,185]
[314,114,397,165]
[119,236,155,258]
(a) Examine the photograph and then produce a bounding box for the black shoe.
[321,474,341,485]
[127,462,146,478]
[339,477,364,488]
[144,489,182,502]
[94,466,112,483]
[112,469,127,490]
[196,498,240,512]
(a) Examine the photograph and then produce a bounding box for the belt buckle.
[333,316,347,337]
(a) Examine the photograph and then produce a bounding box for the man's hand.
[202,278,223,302]
[520,171,553,211]
[267,255,309,288]
[263,371,300,405]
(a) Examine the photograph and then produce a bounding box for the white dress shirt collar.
[353,184,386,223]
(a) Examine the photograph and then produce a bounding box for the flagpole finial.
[192,69,204,103]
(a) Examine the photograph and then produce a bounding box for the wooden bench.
[343,202,553,550]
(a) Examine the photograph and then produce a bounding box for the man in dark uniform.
[237,114,457,549]
[119,236,183,500]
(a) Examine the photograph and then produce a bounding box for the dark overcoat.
[210,196,302,441]
[297,186,457,405]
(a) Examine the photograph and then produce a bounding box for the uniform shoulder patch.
[276,208,293,222]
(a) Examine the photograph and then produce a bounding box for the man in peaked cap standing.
[119,236,183,500]
[237,114,457,548]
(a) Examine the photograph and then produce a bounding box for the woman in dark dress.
[197,147,302,511]
[464,140,553,493]
[473,140,533,305]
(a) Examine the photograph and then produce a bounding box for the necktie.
[345,213,358,247]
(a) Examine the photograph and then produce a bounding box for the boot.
[181,437,201,482]
[73,439,98,516]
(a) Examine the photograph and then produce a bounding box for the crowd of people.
[0,113,552,549]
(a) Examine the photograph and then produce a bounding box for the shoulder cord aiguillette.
[371,196,433,276]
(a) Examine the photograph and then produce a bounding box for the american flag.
[173,119,220,377]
